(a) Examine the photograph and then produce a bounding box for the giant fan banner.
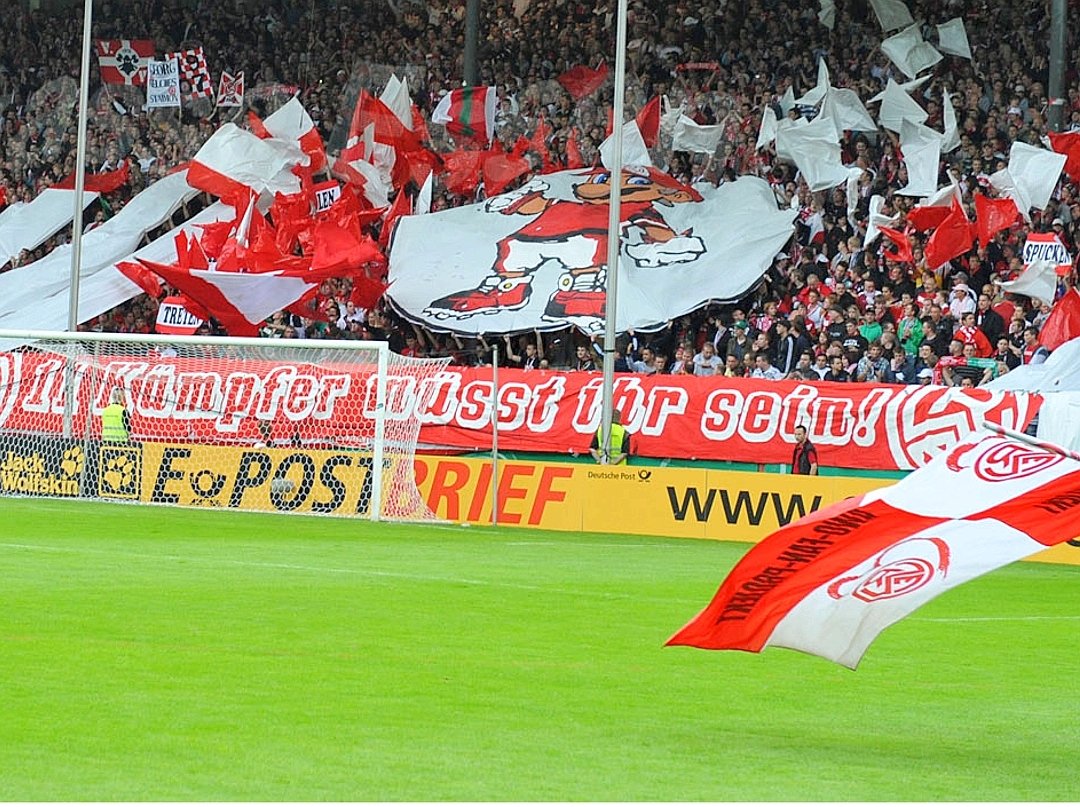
[0,353,1040,472]
[386,169,797,336]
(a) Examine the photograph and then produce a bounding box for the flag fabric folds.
[869,0,914,31]
[432,86,497,144]
[668,429,1080,669]
[896,119,942,197]
[936,18,972,59]
[924,199,973,268]
[871,78,929,132]
[880,24,943,80]
[1038,289,1080,351]
[775,115,850,192]
[998,258,1058,307]
[557,63,609,100]
[187,123,305,205]
[973,193,1019,248]
[95,39,155,86]
[671,115,725,155]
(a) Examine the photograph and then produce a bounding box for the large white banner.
[146,58,181,109]
[387,169,796,335]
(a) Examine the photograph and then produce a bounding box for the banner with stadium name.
[0,353,1041,471]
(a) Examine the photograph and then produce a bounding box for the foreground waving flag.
[668,428,1080,668]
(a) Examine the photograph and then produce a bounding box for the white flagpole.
[599,0,629,463]
[982,421,1080,462]
[67,0,94,333]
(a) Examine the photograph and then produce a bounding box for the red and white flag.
[217,70,245,108]
[668,429,1080,668]
[95,39,155,86]
[167,47,213,99]
[431,86,497,144]
[263,96,326,173]
[187,122,305,205]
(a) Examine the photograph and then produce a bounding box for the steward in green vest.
[589,409,631,465]
[101,387,130,443]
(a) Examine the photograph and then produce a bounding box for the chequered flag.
[166,46,213,99]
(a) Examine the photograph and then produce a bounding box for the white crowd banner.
[387,169,796,336]
[146,57,181,109]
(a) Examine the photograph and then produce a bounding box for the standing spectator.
[773,319,797,376]
[791,424,818,476]
[1022,326,1050,365]
[692,341,723,376]
[855,341,891,383]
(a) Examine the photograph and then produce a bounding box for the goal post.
[0,329,451,521]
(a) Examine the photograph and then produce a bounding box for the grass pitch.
[2,498,1079,801]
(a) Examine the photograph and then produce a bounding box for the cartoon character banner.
[386,169,797,335]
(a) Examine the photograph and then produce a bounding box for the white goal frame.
[0,328,414,521]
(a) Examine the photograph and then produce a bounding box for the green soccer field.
[2,498,1079,801]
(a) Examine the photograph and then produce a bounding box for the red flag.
[636,96,661,148]
[56,161,131,193]
[349,90,423,153]
[878,225,914,263]
[667,430,1080,668]
[311,219,384,273]
[248,110,271,139]
[349,270,390,311]
[116,260,162,298]
[557,63,609,100]
[924,200,974,268]
[973,193,1020,248]
[529,116,556,173]
[1038,288,1080,351]
[1047,130,1080,185]
[379,189,412,249]
[95,39,154,86]
[483,151,531,197]
[195,220,234,260]
[906,204,952,232]
[565,128,585,170]
[443,149,485,196]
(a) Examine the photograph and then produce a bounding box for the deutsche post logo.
[828,537,950,603]
[98,445,142,499]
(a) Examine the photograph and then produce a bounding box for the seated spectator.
[917,367,935,385]
[722,354,745,377]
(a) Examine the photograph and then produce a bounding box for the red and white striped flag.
[431,86,497,144]
[668,429,1080,668]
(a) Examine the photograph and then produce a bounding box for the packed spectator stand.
[0,0,1076,388]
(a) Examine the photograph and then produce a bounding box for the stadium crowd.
[0,0,1077,386]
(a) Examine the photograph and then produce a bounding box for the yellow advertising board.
[107,444,1080,566]
[412,456,888,541]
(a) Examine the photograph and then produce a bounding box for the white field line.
[0,542,697,604]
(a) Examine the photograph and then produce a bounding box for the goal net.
[0,330,451,520]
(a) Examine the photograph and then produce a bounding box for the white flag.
[998,258,1059,307]
[415,170,434,216]
[818,0,836,29]
[380,73,414,130]
[881,23,944,79]
[795,58,830,107]
[146,58,180,110]
[775,114,850,192]
[863,194,899,248]
[820,87,878,133]
[778,86,796,117]
[941,91,960,153]
[599,119,652,170]
[869,0,914,31]
[756,105,779,151]
[671,114,724,155]
[874,78,929,132]
[896,119,943,197]
[991,142,1067,220]
[936,18,972,60]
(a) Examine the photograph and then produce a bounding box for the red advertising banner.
[0,353,1041,472]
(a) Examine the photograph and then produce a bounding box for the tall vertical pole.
[463,0,480,87]
[490,344,499,525]
[63,0,94,440]
[68,0,93,332]
[599,0,629,463]
[1048,0,1067,133]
